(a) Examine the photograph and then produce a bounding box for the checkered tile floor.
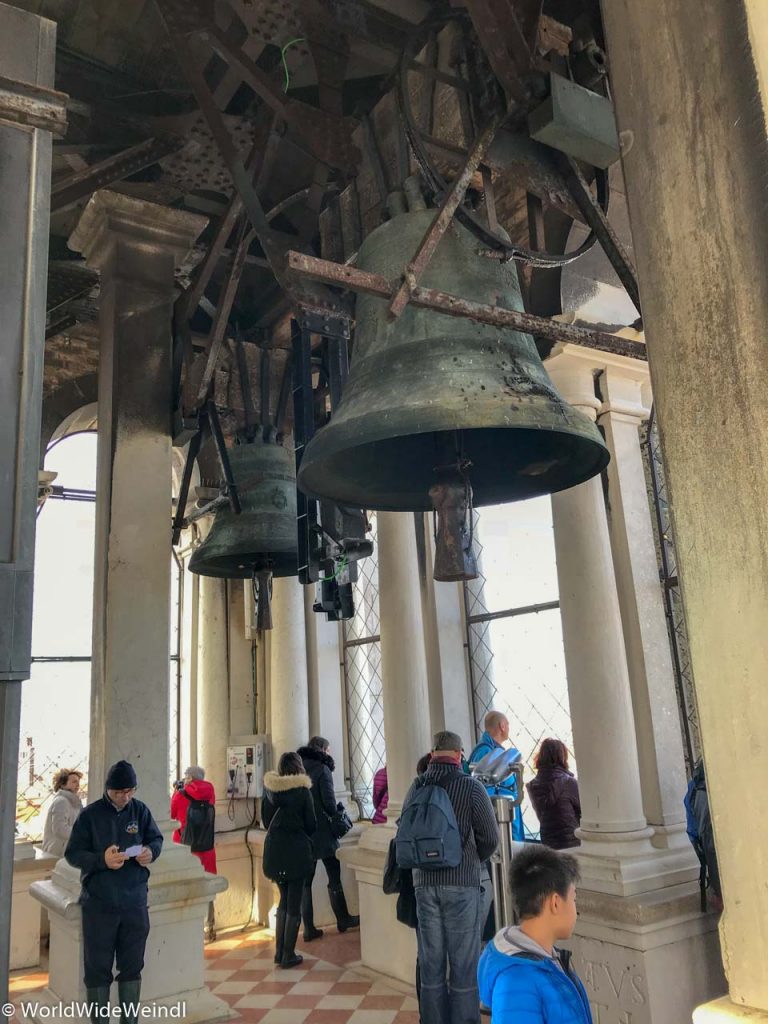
[10,927,419,1024]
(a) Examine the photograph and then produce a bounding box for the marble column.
[340,511,430,985]
[196,574,230,805]
[270,575,310,758]
[304,587,350,798]
[417,515,474,746]
[546,345,723,1023]
[0,3,61,999]
[33,192,229,1024]
[602,2,768,1015]
[70,191,207,822]
[598,358,690,845]
[548,348,655,876]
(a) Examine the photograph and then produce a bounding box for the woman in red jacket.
[170,766,217,873]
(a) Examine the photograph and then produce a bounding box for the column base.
[29,848,231,1024]
[693,998,768,1022]
[576,828,700,896]
[566,882,726,1024]
[339,823,417,987]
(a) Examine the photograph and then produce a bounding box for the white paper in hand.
[124,845,143,858]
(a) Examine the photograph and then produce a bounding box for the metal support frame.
[51,136,180,212]
[207,399,242,514]
[292,320,319,585]
[558,154,641,313]
[388,114,501,319]
[286,250,647,361]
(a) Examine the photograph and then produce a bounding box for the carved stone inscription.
[570,937,649,1024]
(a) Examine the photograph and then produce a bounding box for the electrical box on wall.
[227,735,267,798]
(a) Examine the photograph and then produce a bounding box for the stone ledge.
[694,998,768,1022]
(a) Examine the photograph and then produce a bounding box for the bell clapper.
[430,445,479,583]
[254,568,274,631]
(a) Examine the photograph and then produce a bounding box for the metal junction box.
[528,72,620,169]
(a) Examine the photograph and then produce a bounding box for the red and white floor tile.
[10,927,420,1024]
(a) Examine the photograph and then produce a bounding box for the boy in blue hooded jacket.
[478,845,592,1024]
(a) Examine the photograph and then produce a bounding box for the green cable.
[280,37,305,93]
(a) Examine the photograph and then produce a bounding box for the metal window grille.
[642,408,701,774]
[342,515,385,819]
[463,503,574,837]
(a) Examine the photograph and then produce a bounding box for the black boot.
[328,884,360,932]
[302,883,323,941]
[274,907,286,964]
[118,980,141,1024]
[280,914,303,969]
[86,986,110,1024]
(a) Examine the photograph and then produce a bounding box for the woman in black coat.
[298,736,359,941]
[526,737,581,850]
[262,752,316,968]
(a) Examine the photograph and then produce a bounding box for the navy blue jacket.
[298,746,339,861]
[479,940,593,1023]
[65,795,163,909]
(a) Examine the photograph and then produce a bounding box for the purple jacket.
[372,766,388,824]
[527,767,581,850]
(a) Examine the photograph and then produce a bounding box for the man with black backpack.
[397,730,499,1024]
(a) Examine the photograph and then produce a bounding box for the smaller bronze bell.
[189,438,298,580]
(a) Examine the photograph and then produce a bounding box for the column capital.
[546,344,602,418]
[600,362,652,423]
[68,190,207,271]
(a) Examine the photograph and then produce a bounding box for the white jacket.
[41,789,83,857]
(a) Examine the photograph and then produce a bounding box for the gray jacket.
[42,789,82,857]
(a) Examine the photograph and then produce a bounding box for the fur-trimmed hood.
[264,771,312,793]
[298,745,335,772]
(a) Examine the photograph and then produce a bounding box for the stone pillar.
[417,515,474,746]
[0,3,62,1000]
[70,191,206,822]
[340,511,430,985]
[548,349,654,872]
[196,575,230,805]
[34,192,230,1024]
[602,3,768,1016]
[598,358,690,843]
[304,587,349,798]
[270,575,310,758]
[546,345,723,1023]
[229,581,256,737]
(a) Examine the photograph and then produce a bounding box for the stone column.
[546,345,723,1023]
[304,587,349,798]
[196,575,230,806]
[0,3,61,1000]
[70,191,207,821]
[340,511,430,985]
[602,3,768,1016]
[548,348,654,875]
[417,515,474,745]
[377,512,432,815]
[229,581,256,737]
[598,358,690,844]
[33,192,230,1024]
[270,575,310,758]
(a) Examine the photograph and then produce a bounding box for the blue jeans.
[415,885,482,1024]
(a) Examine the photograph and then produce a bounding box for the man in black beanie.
[65,760,163,1024]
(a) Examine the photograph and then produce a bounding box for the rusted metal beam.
[462,0,543,102]
[286,250,647,361]
[195,221,255,408]
[51,137,180,212]
[559,154,641,313]
[0,73,67,135]
[388,115,501,319]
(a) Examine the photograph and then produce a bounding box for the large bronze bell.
[189,438,298,581]
[297,207,609,513]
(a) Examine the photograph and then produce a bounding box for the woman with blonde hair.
[42,768,83,857]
